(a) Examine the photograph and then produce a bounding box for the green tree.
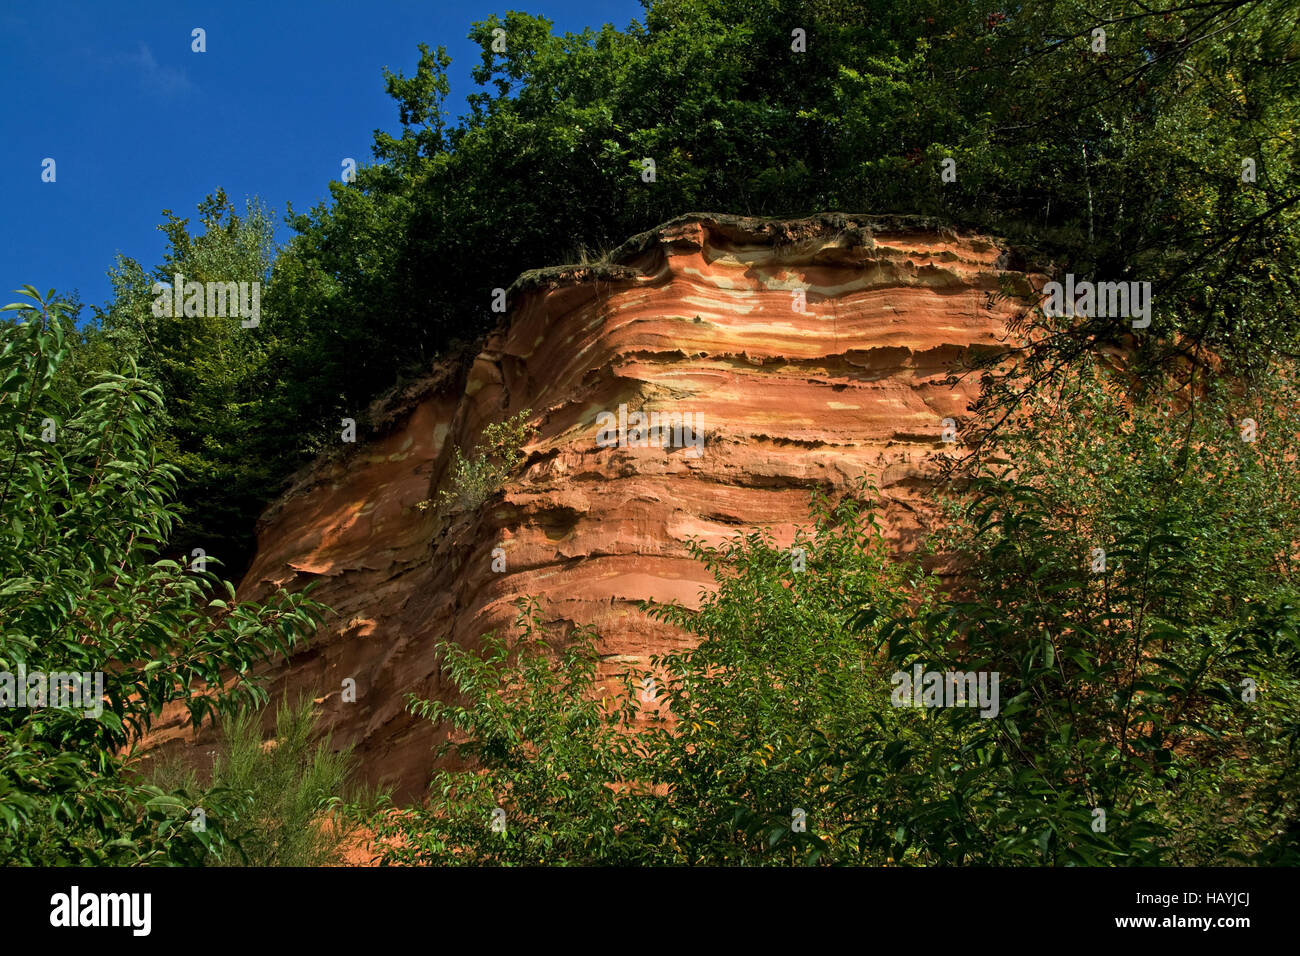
[0,289,325,865]
[633,486,944,865]
[96,190,284,576]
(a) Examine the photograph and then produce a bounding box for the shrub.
[153,696,364,866]
[364,485,948,866]
[865,356,1300,864]
[368,597,650,865]
[432,408,534,514]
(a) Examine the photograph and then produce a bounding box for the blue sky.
[0,0,645,314]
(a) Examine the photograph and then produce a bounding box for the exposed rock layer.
[147,213,1036,798]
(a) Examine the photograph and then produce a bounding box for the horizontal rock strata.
[144,213,1038,798]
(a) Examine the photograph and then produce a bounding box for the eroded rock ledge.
[147,212,1039,798]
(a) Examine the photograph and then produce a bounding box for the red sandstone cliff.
[145,213,1038,798]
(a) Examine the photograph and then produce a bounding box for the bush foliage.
[0,289,327,865]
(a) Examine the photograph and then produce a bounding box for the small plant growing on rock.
[427,409,534,514]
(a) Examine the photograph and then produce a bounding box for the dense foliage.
[0,290,327,864]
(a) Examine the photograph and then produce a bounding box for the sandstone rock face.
[147,213,1035,799]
